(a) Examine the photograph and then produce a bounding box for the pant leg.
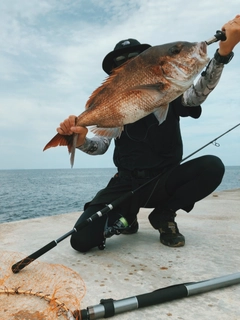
[70,203,123,252]
[71,155,225,249]
[148,155,225,228]
[70,174,139,252]
[165,155,225,210]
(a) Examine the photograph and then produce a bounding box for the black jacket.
[113,96,201,171]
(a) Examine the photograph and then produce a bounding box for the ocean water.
[0,167,239,224]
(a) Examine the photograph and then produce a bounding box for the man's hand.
[57,115,88,147]
[219,14,240,56]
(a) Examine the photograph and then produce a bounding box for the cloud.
[0,0,240,169]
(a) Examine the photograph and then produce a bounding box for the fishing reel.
[104,216,129,238]
[98,216,129,251]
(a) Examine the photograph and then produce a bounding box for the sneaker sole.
[160,240,185,247]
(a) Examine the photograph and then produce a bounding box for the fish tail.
[43,133,73,153]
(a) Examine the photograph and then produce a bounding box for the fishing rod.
[79,272,240,319]
[205,30,226,45]
[11,122,239,273]
[182,122,240,162]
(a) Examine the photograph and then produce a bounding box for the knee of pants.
[70,219,107,252]
[205,155,225,180]
[70,204,107,252]
[70,233,95,253]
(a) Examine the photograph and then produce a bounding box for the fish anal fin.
[43,133,73,153]
[153,104,169,124]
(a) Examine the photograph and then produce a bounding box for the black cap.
[102,38,151,74]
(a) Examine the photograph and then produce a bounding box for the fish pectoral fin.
[90,126,123,138]
[129,82,165,92]
[43,133,73,153]
[153,104,169,124]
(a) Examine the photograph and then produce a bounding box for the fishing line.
[125,122,156,142]
[142,179,159,208]
[124,108,162,142]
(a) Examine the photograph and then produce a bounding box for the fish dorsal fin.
[85,64,128,110]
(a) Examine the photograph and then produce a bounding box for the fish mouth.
[198,41,207,56]
[191,41,209,65]
[163,41,209,85]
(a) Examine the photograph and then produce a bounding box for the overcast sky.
[0,0,239,169]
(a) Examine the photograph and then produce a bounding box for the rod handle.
[11,240,57,273]
[214,30,226,41]
[206,30,226,45]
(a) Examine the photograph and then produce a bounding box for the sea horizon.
[0,167,239,224]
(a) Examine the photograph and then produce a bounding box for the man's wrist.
[77,138,88,149]
[214,49,234,64]
[76,139,86,148]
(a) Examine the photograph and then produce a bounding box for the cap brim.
[102,43,151,75]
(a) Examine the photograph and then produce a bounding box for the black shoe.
[122,218,139,234]
[159,221,185,247]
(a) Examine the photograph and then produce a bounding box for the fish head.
[141,41,209,89]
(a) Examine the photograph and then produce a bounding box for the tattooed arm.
[182,58,224,106]
[182,14,240,107]
[77,136,111,155]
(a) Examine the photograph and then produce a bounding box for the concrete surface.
[0,189,240,319]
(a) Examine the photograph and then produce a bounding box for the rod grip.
[214,30,226,41]
[11,240,57,273]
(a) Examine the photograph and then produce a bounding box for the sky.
[0,0,239,169]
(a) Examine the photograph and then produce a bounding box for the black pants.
[70,155,224,252]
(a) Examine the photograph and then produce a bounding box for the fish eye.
[169,45,182,55]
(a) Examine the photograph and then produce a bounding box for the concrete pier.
[0,189,240,319]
